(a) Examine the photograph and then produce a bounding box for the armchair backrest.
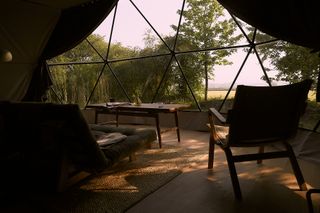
[227,79,313,145]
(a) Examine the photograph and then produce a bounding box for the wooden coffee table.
[87,103,190,148]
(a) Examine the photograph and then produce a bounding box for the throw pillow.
[91,130,127,147]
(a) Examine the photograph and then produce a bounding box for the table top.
[87,102,191,113]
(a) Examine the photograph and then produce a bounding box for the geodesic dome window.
[46,0,320,130]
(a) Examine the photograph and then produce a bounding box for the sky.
[93,0,283,87]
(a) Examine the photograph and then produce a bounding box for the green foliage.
[48,34,172,105]
[253,33,320,87]
[300,100,320,130]
[47,1,243,107]
[47,35,110,107]
[172,0,241,100]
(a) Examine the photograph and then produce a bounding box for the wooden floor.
[126,127,320,213]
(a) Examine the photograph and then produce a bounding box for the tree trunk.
[204,53,208,101]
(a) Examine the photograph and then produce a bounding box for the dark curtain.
[23,0,118,101]
[217,0,320,51]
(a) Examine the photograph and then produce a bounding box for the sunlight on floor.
[127,127,320,213]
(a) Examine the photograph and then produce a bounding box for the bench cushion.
[89,124,157,165]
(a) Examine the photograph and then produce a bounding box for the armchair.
[208,79,313,200]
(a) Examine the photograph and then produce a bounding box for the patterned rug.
[2,140,206,213]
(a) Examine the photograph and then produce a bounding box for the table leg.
[155,113,162,148]
[94,111,98,124]
[174,111,181,142]
[116,109,119,127]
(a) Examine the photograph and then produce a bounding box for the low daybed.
[0,101,157,194]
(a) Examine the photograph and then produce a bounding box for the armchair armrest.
[209,108,227,124]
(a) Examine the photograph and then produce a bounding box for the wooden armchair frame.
[208,79,312,200]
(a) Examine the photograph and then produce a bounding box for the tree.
[172,0,241,100]
[151,35,204,102]
[47,34,141,106]
[47,34,109,106]
[254,35,320,88]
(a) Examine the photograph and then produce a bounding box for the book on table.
[106,102,131,107]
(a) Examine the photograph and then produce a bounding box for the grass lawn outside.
[208,90,317,101]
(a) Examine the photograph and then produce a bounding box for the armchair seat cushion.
[210,124,229,147]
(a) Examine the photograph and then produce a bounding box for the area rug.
[51,144,185,213]
[4,141,202,213]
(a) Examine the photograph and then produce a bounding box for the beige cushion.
[91,130,127,147]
